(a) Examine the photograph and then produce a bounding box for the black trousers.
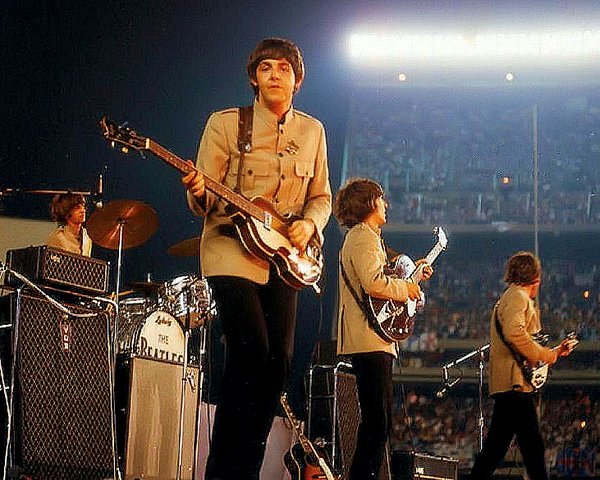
[348,351,394,480]
[204,274,298,480]
[470,391,548,480]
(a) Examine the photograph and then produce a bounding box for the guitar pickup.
[263,212,272,230]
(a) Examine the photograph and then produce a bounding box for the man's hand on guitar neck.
[288,218,316,253]
[415,258,434,281]
[181,160,206,199]
[556,337,578,358]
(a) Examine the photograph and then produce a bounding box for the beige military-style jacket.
[489,284,557,394]
[336,223,411,357]
[187,99,331,284]
[47,226,92,257]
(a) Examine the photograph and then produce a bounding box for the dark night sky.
[2,0,600,333]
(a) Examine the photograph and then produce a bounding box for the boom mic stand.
[436,343,490,451]
[0,172,104,208]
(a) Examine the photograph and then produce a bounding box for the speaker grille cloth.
[336,371,361,479]
[15,293,114,479]
[42,248,109,293]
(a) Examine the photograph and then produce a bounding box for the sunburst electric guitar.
[367,226,447,342]
[100,117,323,291]
[280,393,339,480]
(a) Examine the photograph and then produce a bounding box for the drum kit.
[87,199,213,479]
[86,200,214,359]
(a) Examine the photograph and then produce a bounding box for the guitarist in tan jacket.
[334,178,432,480]
[182,38,331,480]
[470,251,575,480]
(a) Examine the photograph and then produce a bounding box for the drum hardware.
[164,275,214,329]
[175,288,213,480]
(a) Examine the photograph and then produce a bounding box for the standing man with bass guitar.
[470,251,576,480]
[182,37,331,480]
[334,178,433,480]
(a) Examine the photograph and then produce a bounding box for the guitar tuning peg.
[121,146,129,154]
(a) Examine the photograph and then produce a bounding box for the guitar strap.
[492,302,534,381]
[235,105,254,194]
[339,235,380,333]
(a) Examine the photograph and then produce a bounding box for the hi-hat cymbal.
[128,281,164,294]
[167,236,200,257]
[87,200,159,250]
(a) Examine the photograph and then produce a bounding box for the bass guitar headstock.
[100,116,148,153]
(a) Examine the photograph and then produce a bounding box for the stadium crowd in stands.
[345,86,600,228]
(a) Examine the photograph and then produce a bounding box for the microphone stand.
[437,343,490,451]
[1,173,104,207]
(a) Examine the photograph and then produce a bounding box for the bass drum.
[163,275,214,328]
[118,310,185,364]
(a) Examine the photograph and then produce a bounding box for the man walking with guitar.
[470,251,577,480]
[182,38,331,480]
[334,178,432,480]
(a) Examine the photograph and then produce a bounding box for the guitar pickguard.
[367,227,447,343]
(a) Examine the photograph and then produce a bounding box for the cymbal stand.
[439,343,489,451]
[111,221,126,480]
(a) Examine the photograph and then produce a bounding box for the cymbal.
[128,281,164,294]
[168,236,200,257]
[87,200,159,250]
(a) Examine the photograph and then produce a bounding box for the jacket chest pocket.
[226,157,272,195]
[289,160,315,204]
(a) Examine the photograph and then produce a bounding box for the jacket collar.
[253,98,294,128]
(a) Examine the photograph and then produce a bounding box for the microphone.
[435,383,450,399]
[435,377,461,399]
[95,174,103,208]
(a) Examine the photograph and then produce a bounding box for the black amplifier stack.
[1,246,114,480]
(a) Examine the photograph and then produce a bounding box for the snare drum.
[163,275,213,327]
[118,310,185,363]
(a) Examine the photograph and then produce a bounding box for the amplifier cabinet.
[6,245,110,294]
[391,451,459,480]
[13,292,114,479]
[117,357,199,480]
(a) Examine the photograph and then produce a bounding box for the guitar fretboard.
[147,138,267,223]
[410,241,445,283]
